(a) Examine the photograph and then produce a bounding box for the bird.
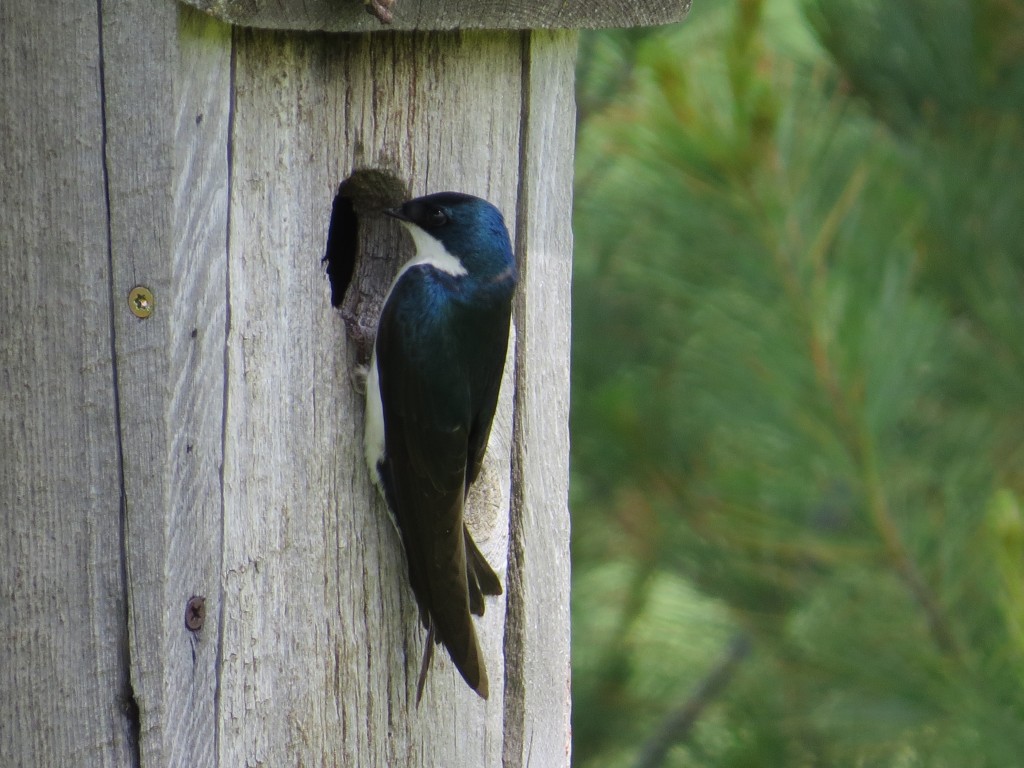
[363,191,515,702]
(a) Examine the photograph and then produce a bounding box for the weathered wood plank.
[162,13,232,768]
[101,1,233,765]
[503,29,576,768]
[0,1,133,766]
[182,0,692,32]
[100,2,175,764]
[223,29,523,766]
[4,6,576,764]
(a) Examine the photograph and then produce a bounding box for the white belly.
[363,348,385,491]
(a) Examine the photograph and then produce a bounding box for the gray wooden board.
[101,2,232,765]
[220,27,535,766]
[182,0,692,32]
[2,6,575,765]
[502,30,576,768]
[0,1,134,765]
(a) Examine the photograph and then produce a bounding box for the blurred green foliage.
[570,1,1024,766]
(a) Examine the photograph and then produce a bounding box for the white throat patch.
[396,222,468,280]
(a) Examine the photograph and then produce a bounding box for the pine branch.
[858,430,963,659]
[763,166,964,662]
[632,634,751,768]
[574,559,659,765]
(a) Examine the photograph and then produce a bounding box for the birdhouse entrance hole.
[323,169,409,360]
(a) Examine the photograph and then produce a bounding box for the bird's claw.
[351,363,369,395]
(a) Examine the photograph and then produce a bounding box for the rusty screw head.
[128,286,154,318]
[185,596,206,632]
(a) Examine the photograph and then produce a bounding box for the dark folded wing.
[374,268,487,696]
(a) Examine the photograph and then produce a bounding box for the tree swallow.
[364,192,516,701]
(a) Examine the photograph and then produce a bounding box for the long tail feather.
[464,528,502,598]
[416,624,436,706]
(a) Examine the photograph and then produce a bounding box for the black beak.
[384,206,409,222]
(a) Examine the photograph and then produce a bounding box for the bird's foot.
[351,363,369,395]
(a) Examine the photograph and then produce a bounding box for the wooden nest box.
[0,1,689,765]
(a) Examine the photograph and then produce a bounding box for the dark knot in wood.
[185,595,207,632]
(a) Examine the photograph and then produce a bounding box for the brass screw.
[128,286,154,318]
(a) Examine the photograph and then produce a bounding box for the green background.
[570,1,1024,765]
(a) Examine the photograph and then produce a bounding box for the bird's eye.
[426,208,449,227]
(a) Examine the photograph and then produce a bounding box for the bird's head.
[386,192,515,285]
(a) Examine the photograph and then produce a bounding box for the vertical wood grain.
[223,30,523,767]
[0,1,133,766]
[163,13,232,768]
[504,29,577,768]
[2,7,575,765]
[101,2,233,765]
